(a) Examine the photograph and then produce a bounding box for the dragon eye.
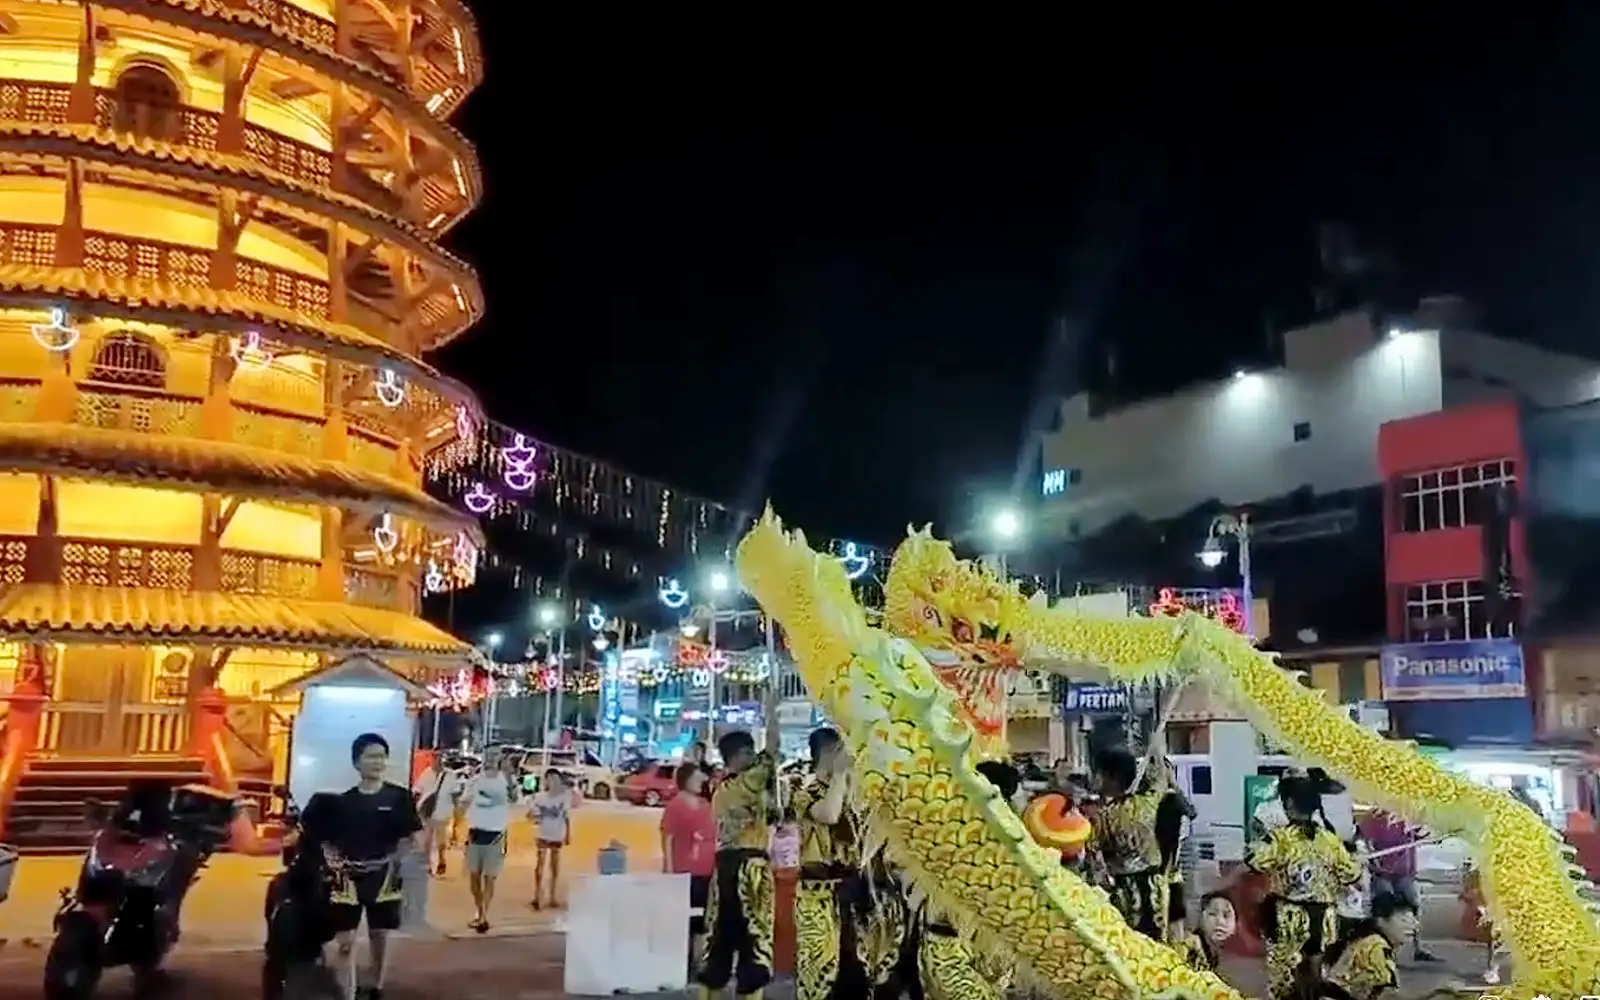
[952,620,975,643]
[922,606,942,626]
[978,623,1002,642]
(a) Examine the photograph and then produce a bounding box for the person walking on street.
[462,746,519,933]
[529,769,573,909]
[413,755,464,876]
[320,733,423,1000]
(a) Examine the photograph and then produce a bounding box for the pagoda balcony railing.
[0,78,459,220]
[0,79,333,190]
[0,376,411,481]
[150,0,470,112]
[0,221,332,321]
[0,534,407,612]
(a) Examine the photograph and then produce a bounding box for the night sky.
[434,7,1598,548]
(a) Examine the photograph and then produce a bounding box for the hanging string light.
[463,482,496,513]
[374,369,406,408]
[31,307,79,352]
[372,512,399,553]
[502,433,538,491]
[230,330,274,368]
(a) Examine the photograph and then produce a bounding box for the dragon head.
[884,526,1027,744]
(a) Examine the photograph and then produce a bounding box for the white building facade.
[1036,309,1600,541]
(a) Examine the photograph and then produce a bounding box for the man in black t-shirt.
[322,733,422,1000]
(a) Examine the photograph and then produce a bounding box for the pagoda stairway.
[5,756,274,853]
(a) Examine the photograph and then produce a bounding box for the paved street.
[0,931,1490,999]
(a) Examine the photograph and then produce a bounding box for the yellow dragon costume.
[736,512,1600,1000]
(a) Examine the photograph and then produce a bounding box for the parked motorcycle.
[45,780,238,1000]
[262,786,340,1000]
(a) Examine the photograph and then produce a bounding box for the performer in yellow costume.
[1092,745,1171,939]
[1249,777,1361,1000]
[699,730,777,1000]
[789,727,869,1000]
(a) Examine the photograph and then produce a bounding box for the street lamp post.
[1198,512,1253,635]
[536,604,562,746]
[706,569,732,742]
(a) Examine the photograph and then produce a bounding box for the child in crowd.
[1320,891,1420,1000]
[528,769,573,909]
[1173,891,1237,973]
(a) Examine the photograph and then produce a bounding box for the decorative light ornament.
[452,531,476,569]
[706,648,730,674]
[691,668,711,688]
[31,307,79,352]
[651,662,671,683]
[593,636,610,651]
[454,405,474,440]
[423,560,445,594]
[374,369,406,408]
[463,482,495,514]
[839,541,870,580]
[749,652,772,682]
[586,605,606,631]
[658,578,689,609]
[230,330,273,368]
[501,434,538,492]
[372,513,399,553]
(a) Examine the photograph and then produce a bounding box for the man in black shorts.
[320,733,423,1000]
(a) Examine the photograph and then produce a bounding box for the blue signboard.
[1379,639,1526,702]
[1063,683,1129,715]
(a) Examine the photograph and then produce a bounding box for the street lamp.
[991,508,1022,541]
[484,631,503,653]
[536,604,558,628]
[707,569,731,595]
[1197,512,1253,634]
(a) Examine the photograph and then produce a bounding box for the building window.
[1069,468,1083,485]
[1398,460,1517,533]
[1293,421,1312,442]
[112,65,181,141]
[1403,578,1521,642]
[87,332,166,389]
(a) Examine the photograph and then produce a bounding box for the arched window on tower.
[87,332,166,389]
[112,65,180,141]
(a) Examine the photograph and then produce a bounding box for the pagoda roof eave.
[0,423,482,543]
[0,584,473,662]
[0,267,479,411]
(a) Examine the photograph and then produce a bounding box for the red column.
[187,686,230,785]
[0,673,46,840]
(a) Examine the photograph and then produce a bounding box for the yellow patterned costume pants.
[1264,897,1338,1000]
[699,849,774,998]
[1108,868,1170,940]
[918,921,1012,1000]
[794,866,869,1000]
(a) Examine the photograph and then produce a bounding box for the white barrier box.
[0,844,14,903]
[563,873,690,996]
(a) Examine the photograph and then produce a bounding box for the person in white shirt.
[528,769,574,910]
[412,756,464,876]
[461,747,519,932]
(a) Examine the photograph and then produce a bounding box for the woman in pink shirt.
[660,763,716,968]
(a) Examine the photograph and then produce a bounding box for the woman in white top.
[412,757,464,875]
[461,747,519,932]
[527,769,574,910]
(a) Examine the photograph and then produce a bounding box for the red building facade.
[1376,400,1537,742]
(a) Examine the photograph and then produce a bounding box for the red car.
[617,761,681,807]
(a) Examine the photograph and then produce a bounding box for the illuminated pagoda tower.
[0,0,484,847]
